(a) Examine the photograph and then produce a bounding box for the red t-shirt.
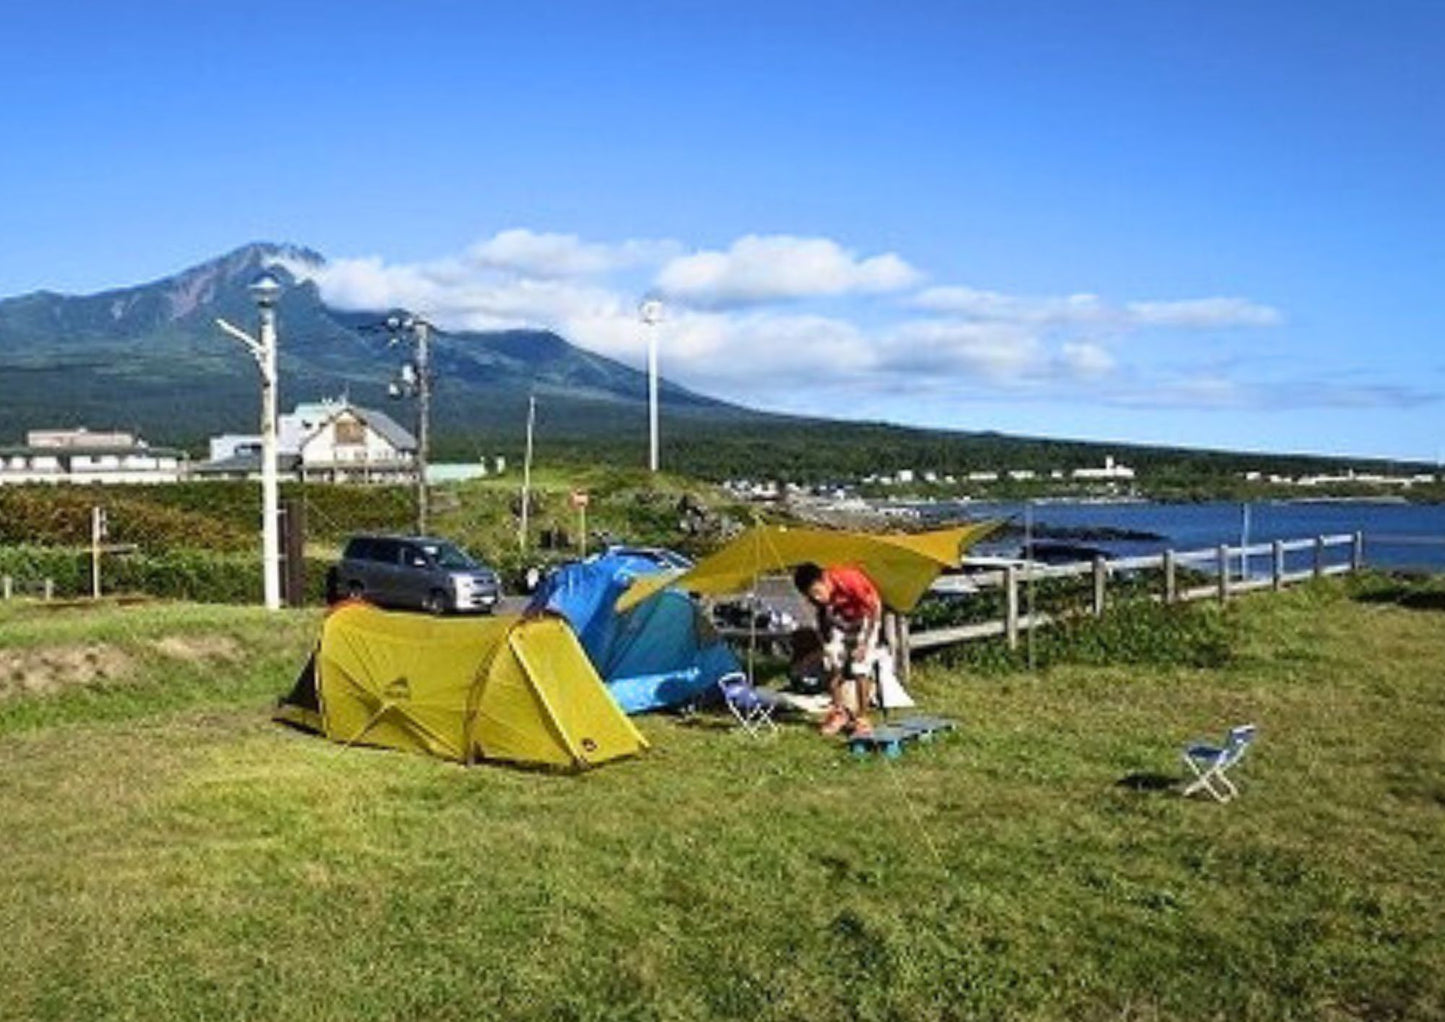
[823,565,881,624]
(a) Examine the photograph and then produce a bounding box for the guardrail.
[909,531,1363,654]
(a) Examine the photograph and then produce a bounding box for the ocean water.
[916,500,1445,572]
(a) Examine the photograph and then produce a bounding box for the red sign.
[570,490,590,509]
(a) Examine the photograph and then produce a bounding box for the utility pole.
[519,395,536,552]
[415,319,431,535]
[217,273,283,611]
[387,313,434,536]
[639,298,663,473]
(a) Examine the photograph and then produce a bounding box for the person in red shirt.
[793,561,882,738]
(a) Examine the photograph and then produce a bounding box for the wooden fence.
[908,531,1363,653]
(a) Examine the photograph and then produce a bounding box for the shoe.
[851,717,874,740]
[819,707,851,736]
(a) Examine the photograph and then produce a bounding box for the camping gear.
[277,602,647,771]
[848,715,958,759]
[1181,724,1257,802]
[528,550,742,714]
[717,672,781,737]
[615,522,1001,615]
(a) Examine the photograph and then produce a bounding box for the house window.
[335,418,366,446]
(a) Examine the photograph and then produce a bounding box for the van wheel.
[347,581,364,600]
[423,589,449,615]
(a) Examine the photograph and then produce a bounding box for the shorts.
[822,623,876,678]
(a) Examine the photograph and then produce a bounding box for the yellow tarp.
[616,522,1000,613]
[306,603,647,770]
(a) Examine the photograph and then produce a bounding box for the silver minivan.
[332,535,501,614]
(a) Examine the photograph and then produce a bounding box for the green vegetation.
[0,469,758,597]
[1,577,1440,1020]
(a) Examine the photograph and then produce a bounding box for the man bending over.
[793,561,883,738]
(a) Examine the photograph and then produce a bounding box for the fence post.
[280,497,307,607]
[43,578,54,601]
[91,505,103,600]
[1092,555,1107,617]
[1216,545,1230,603]
[1272,540,1284,590]
[1351,532,1365,572]
[1004,564,1020,651]
[1,575,10,601]
[1313,536,1325,579]
[1162,550,1177,604]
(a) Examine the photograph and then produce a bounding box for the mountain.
[0,243,763,452]
[0,243,1426,481]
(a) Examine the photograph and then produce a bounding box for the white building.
[0,428,185,485]
[196,399,418,483]
[1070,456,1136,481]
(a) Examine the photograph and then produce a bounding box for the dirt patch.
[150,635,242,662]
[0,644,136,700]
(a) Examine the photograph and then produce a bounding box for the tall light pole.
[519,394,536,552]
[639,298,663,473]
[217,273,283,611]
[386,313,433,535]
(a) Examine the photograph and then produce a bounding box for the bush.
[938,598,1236,674]
[0,545,330,605]
[0,487,248,552]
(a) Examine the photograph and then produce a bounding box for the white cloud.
[280,229,1317,413]
[911,286,1111,326]
[913,286,1281,330]
[1058,341,1116,379]
[1124,297,1283,328]
[654,234,922,308]
[880,320,1045,380]
[467,228,676,278]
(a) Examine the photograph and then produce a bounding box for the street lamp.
[216,273,283,611]
[639,297,663,473]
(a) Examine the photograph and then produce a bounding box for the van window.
[344,537,374,561]
[421,542,476,569]
[400,544,431,568]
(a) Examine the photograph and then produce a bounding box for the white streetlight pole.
[519,394,536,552]
[217,273,283,611]
[639,298,663,473]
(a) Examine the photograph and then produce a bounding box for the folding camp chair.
[717,671,779,737]
[1181,724,1256,803]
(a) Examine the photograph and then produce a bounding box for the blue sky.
[2,0,1441,461]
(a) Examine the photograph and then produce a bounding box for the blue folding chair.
[1181,724,1257,802]
[717,672,780,737]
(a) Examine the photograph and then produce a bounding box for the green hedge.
[0,482,417,553]
[0,545,329,605]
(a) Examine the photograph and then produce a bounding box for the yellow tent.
[616,522,1001,613]
[277,602,648,770]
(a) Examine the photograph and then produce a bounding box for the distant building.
[195,398,418,483]
[1070,456,1136,482]
[0,428,184,485]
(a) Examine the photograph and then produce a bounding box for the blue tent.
[527,551,741,714]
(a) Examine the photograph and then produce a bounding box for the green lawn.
[0,580,1441,1021]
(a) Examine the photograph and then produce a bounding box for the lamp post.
[216,273,283,611]
[639,298,663,472]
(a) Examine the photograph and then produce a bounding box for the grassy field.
[0,578,1441,1021]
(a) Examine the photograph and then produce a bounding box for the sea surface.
[911,499,1445,572]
